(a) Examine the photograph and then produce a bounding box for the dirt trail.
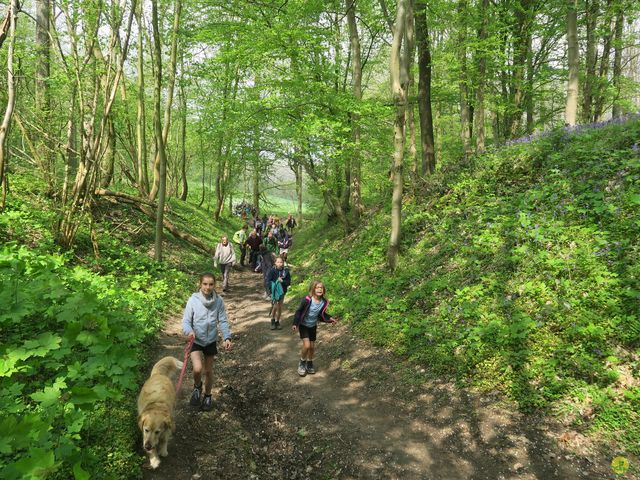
[142,267,612,480]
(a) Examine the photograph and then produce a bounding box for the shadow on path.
[141,267,608,480]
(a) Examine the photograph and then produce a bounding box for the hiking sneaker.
[190,383,202,406]
[201,394,213,411]
[297,360,307,377]
[305,361,316,374]
[270,318,276,330]
[275,320,281,330]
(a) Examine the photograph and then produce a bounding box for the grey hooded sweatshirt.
[182,291,231,346]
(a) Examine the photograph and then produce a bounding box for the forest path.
[142,267,607,480]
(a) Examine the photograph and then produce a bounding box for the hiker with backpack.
[277,228,292,262]
[263,230,279,255]
[285,213,297,232]
[292,280,338,376]
[245,229,262,268]
[266,256,290,330]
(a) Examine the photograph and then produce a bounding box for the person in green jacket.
[263,231,279,255]
[232,224,249,266]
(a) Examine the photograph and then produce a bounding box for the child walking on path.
[266,256,291,330]
[182,273,232,411]
[292,280,338,376]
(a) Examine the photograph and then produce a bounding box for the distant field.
[186,185,319,219]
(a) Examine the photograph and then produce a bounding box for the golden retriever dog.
[137,356,183,469]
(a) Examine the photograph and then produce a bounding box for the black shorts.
[298,324,317,342]
[191,341,218,356]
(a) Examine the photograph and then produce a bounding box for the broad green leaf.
[31,378,67,408]
[12,447,56,477]
[73,462,90,480]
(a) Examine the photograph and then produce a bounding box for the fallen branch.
[94,188,156,207]
[138,204,215,256]
[94,189,214,256]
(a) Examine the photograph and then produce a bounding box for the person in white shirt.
[214,236,236,292]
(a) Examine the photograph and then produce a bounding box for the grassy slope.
[0,170,240,479]
[290,118,640,457]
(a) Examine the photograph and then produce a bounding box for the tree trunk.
[214,137,226,221]
[593,0,615,121]
[474,0,488,154]
[405,0,417,182]
[346,0,364,221]
[214,63,239,221]
[149,0,182,201]
[136,1,149,195]
[0,0,18,209]
[296,162,303,226]
[611,6,624,118]
[99,117,116,188]
[252,128,261,216]
[62,89,78,206]
[151,0,168,261]
[457,0,472,158]
[179,75,188,201]
[525,30,534,133]
[509,0,532,137]
[565,0,579,126]
[56,0,136,248]
[582,0,599,123]
[415,0,436,175]
[388,0,410,270]
[335,12,350,213]
[35,0,53,193]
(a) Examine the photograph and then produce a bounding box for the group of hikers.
[181,212,338,411]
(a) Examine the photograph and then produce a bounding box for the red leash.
[176,337,194,393]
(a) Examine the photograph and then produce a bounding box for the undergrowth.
[0,170,234,479]
[291,119,640,458]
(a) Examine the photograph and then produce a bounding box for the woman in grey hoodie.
[182,273,232,411]
[214,235,236,291]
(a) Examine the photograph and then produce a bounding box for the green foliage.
[0,244,165,478]
[0,169,233,478]
[293,119,640,453]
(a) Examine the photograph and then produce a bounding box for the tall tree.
[404,0,417,183]
[414,0,435,175]
[457,0,473,158]
[0,0,19,209]
[509,0,533,136]
[151,0,168,261]
[149,0,182,201]
[582,0,600,122]
[136,0,149,194]
[179,59,188,201]
[388,0,410,270]
[56,0,136,248]
[611,3,625,118]
[474,0,489,153]
[346,0,364,221]
[565,0,579,126]
[35,0,53,191]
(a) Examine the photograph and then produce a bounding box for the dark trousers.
[249,248,259,267]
